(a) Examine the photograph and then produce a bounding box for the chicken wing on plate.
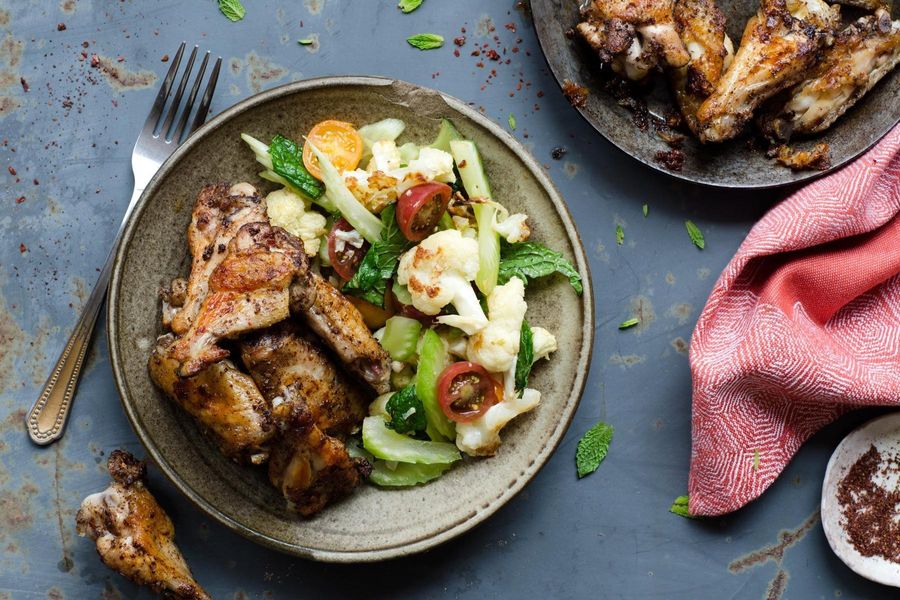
[696,0,841,142]
[170,222,308,377]
[290,272,391,394]
[76,451,210,600]
[759,8,900,140]
[171,182,267,335]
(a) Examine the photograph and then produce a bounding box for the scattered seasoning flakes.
[551,146,567,160]
[576,421,613,478]
[685,220,705,250]
[57,22,66,31]
[507,113,516,130]
[19,77,29,92]
[297,38,314,45]
[218,0,246,22]
[7,166,16,176]
[615,224,624,246]
[642,203,648,217]
[15,196,25,204]
[753,450,760,470]
[406,33,444,50]
[618,317,640,330]
[670,495,696,519]
[398,0,424,13]
[19,243,27,253]
[161,54,169,62]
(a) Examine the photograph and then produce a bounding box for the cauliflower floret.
[367,140,403,173]
[531,326,558,361]
[265,188,327,256]
[466,278,527,372]
[455,388,541,456]
[344,169,399,214]
[391,147,457,193]
[493,213,531,243]
[396,229,487,334]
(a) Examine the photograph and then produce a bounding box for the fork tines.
[142,42,222,145]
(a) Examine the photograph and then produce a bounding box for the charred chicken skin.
[76,451,210,600]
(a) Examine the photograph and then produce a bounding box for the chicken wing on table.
[759,8,900,140]
[149,333,274,462]
[76,451,210,600]
[290,271,391,394]
[696,0,841,142]
[170,221,308,377]
[171,182,267,335]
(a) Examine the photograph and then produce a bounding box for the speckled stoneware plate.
[107,76,594,562]
[821,412,900,587]
[532,0,900,188]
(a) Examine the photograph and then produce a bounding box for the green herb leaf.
[498,241,583,294]
[618,317,640,330]
[615,224,624,245]
[508,113,517,130]
[669,495,697,519]
[642,203,648,217]
[685,220,705,250]
[385,385,427,434]
[576,421,613,478]
[343,205,411,307]
[297,38,314,45]
[407,33,444,50]
[514,319,534,394]
[268,135,324,199]
[218,0,246,21]
[398,0,424,13]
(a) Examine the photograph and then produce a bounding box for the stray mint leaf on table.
[642,203,648,217]
[398,0,424,13]
[508,113,517,130]
[669,495,697,519]
[576,421,613,478]
[218,0,246,21]
[615,224,624,245]
[407,33,444,50]
[298,38,314,45]
[618,317,640,330]
[685,220,705,250]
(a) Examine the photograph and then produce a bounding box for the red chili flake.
[117,56,125,62]
[537,90,544,97]
[62,98,73,109]
[453,49,460,57]
[505,22,517,32]
[453,36,466,46]
[19,243,27,253]
[19,77,29,92]
[511,47,519,53]
[15,196,25,204]
[460,26,466,33]
[111,99,118,107]
[33,179,39,185]
[7,166,16,176]
[57,23,67,31]
[485,49,500,61]
[90,53,100,67]
[471,49,481,57]
[505,59,511,64]
[79,51,87,61]
[161,54,169,62]
[475,61,484,68]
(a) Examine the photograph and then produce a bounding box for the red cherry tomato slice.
[396,182,452,242]
[328,218,369,280]
[437,361,501,423]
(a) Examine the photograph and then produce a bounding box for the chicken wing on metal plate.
[76,451,210,600]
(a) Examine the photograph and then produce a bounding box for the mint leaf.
[498,241,583,294]
[508,113,517,130]
[685,220,705,250]
[615,224,624,245]
[268,135,324,200]
[407,33,444,50]
[344,205,411,307]
[385,385,427,434]
[669,495,697,519]
[618,317,639,330]
[298,38,314,45]
[218,0,245,21]
[514,319,534,394]
[398,0,424,13]
[576,421,613,478]
[642,203,648,217]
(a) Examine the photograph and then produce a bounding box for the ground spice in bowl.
[837,444,900,564]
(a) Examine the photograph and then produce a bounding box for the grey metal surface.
[0,0,892,598]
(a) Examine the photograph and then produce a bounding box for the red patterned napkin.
[688,126,900,516]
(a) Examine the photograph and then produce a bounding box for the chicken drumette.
[76,451,209,600]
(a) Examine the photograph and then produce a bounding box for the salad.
[241,117,582,487]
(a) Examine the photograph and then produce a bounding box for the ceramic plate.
[107,76,594,562]
[531,0,900,188]
[821,412,900,587]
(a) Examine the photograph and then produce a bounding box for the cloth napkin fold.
[689,126,900,516]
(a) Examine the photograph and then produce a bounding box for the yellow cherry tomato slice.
[302,120,363,180]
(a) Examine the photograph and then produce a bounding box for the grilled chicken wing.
[669,0,734,134]
[170,222,308,377]
[696,0,840,142]
[577,0,691,80]
[290,272,391,394]
[76,451,210,600]
[759,9,900,140]
[171,182,267,335]
[149,334,274,462]
[239,323,368,437]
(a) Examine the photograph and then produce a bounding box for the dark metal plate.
[532,0,900,188]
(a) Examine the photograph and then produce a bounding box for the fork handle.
[26,186,143,445]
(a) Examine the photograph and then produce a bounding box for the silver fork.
[26,43,222,445]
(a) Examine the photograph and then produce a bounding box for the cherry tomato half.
[328,218,369,281]
[436,361,501,423]
[396,182,452,242]
[302,120,363,180]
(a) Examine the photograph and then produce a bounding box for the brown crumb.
[562,80,588,108]
[654,149,684,171]
[7,166,16,176]
[771,143,831,171]
[161,54,169,62]
[453,36,466,47]
[19,77,28,93]
[57,23,66,31]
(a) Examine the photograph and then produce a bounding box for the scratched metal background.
[0,1,895,598]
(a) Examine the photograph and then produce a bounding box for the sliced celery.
[369,460,453,487]
[362,415,461,464]
[449,139,492,199]
[416,329,456,441]
[380,316,422,362]
[392,280,414,306]
[430,119,462,152]
[473,203,500,296]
